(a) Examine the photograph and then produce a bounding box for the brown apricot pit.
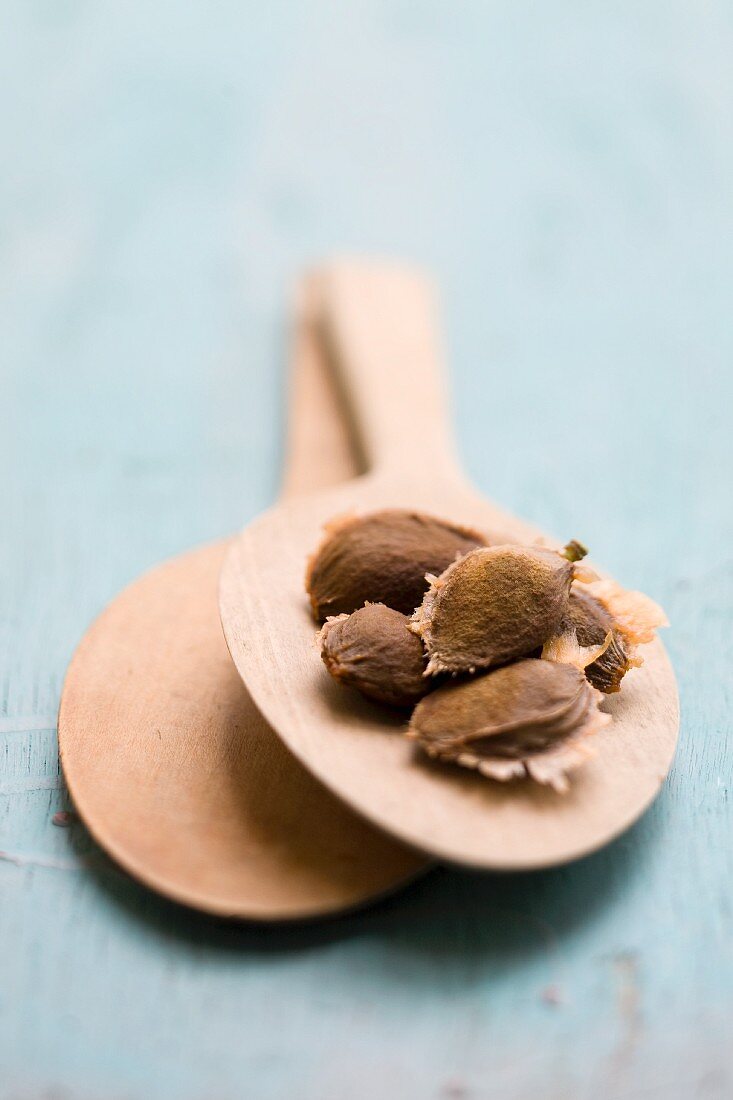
[407,658,609,793]
[411,544,577,675]
[320,603,429,709]
[306,509,485,620]
[305,509,668,793]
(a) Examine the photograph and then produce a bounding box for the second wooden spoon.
[58,276,428,919]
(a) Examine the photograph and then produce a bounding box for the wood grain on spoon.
[57,277,429,920]
[220,260,679,870]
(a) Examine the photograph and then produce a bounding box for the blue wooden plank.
[1,2,731,1098]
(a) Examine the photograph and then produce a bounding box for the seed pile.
[306,509,667,793]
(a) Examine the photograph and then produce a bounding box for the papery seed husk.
[320,603,430,708]
[412,545,575,675]
[575,578,668,646]
[408,658,608,793]
[306,509,486,620]
[541,625,613,672]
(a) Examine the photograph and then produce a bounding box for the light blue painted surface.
[1,3,732,1098]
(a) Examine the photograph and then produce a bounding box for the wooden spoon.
[57,277,429,920]
[220,260,679,871]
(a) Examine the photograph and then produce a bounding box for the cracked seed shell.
[407,657,609,793]
[319,603,430,708]
[542,580,668,693]
[545,588,632,693]
[306,509,486,620]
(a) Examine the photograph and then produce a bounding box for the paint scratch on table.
[611,950,643,1070]
[0,849,82,872]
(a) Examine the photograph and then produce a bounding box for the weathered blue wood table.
[2,4,731,1097]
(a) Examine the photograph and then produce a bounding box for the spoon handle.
[280,275,362,500]
[320,260,459,482]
